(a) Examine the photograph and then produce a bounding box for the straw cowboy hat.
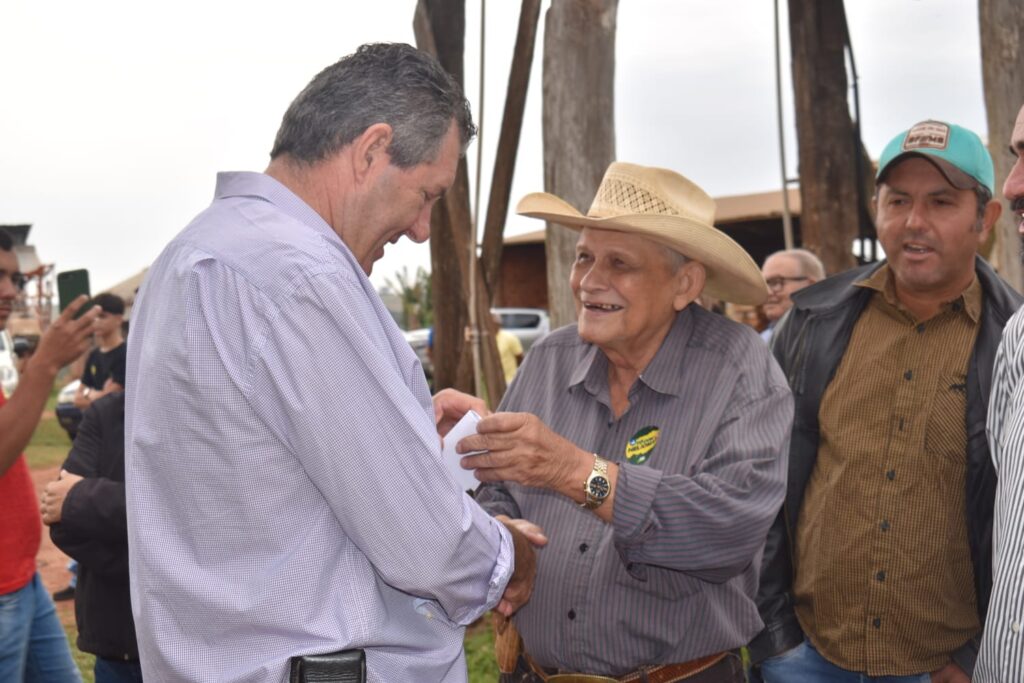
[516,162,769,305]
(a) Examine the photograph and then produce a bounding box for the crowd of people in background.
[3,40,1024,683]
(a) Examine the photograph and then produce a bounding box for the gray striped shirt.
[477,305,792,675]
[978,308,1024,681]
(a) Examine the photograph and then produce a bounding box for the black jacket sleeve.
[748,309,805,664]
[50,480,129,578]
[49,394,129,579]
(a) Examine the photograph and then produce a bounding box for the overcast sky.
[0,0,987,294]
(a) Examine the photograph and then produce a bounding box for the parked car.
[492,308,550,352]
[55,379,82,440]
[403,328,433,383]
[0,330,19,398]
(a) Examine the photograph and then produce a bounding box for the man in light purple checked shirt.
[124,43,537,682]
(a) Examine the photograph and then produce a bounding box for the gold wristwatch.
[581,455,611,510]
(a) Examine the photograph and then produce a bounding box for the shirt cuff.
[449,513,514,626]
[611,463,663,552]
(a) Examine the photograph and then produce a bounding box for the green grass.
[466,616,499,681]
[62,621,95,683]
[25,413,72,469]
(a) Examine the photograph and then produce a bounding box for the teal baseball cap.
[877,120,994,194]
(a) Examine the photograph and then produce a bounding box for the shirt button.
[568,609,576,620]
[916,324,925,333]
[904,370,913,380]
[872,617,882,628]
[880,520,890,532]
[876,570,886,582]
[886,470,896,481]
[579,543,589,553]
[1013,621,1022,633]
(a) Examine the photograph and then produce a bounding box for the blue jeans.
[0,573,81,682]
[760,639,930,683]
[94,658,143,683]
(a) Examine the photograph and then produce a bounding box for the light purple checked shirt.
[124,172,513,682]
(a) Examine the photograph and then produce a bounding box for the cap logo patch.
[903,122,950,152]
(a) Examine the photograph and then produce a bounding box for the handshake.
[434,389,553,618]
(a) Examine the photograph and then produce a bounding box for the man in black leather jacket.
[42,389,139,682]
[749,120,1024,682]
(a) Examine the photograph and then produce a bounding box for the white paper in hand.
[441,410,485,492]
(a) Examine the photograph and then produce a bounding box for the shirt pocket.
[924,373,968,465]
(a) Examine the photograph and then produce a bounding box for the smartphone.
[57,269,91,316]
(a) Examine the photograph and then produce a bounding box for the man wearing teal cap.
[750,119,1023,682]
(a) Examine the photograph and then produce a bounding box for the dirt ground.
[30,464,77,630]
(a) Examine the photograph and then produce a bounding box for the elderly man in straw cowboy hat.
[458,162,794,682]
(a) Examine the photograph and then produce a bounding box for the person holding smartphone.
[0,228,99,682]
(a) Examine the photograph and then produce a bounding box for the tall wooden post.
[541,0,618,329]
[788,0,863,275]
[980,0,1024,290]
[481,0,542,298]
[414,0,475,394]
[414,0,529,405]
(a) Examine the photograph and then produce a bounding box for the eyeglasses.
[765,276,809,291]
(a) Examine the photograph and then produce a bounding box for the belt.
[526,651,729,683]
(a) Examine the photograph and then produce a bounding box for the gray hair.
[662,247,690,273]
[270,43,476,168]
[766,248,826,280]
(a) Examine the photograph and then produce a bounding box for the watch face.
[588,475,610,499]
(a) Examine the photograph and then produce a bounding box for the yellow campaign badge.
[625,426,659,465]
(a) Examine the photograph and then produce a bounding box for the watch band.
[581,455,611,510]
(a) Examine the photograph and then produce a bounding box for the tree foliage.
[383,265,433,330]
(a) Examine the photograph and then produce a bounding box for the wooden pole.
[980,0,1024,289]
[788,0,861,274]
[480,0,542,297]
[542,0,618,329]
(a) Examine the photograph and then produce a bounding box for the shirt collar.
[567,306,698,398]
[854,262,982,323]
[214,172,341,245]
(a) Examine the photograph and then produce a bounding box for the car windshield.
[501,313,541,329]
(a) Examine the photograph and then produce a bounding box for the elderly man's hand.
[458,412,587,494]
[40,470,84,525]
[495,515,546,617]
[433,388,489,437]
